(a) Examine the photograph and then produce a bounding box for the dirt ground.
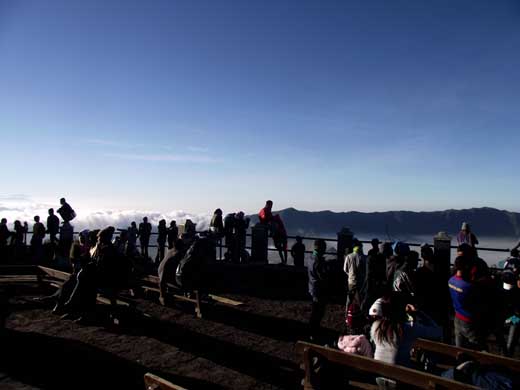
[1,283,346,390]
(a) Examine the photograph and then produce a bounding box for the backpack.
[175,238,211,289]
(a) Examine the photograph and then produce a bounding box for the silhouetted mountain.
[250,207,520,237]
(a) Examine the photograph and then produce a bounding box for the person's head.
[353,242,363,255]
[313,239,326,255]
[502,271,517,291]
[159,219,166,226]
[420,245,434,263]
[214,208,222,216]
[143,217,148,223]
[380,242,394,258]
[457,243,475,259]
[173,238,185,253]
[393,241,410,257]
[97,227,113,245]
[1,218,6,225]
[88,230,99,246]
[296,236,303,243]
[14,220,20,228]
[265,200,273,210]
[461,222,471,233]
[60,198,66,205]
[511,248,519,258]
[407,251,419,270]
[131,221,136,228]
[79,229,89,245]
[236,211,244,220]
[170,220,176,226]
[48,208,54,216]
[34,215,40,223]
[371,238,380,249]
[454,255,473,279]
[373,293,408,345]
[369,297,386,320]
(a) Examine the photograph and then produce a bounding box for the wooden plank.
[0,275,39,283]
[0,265,41,276]
[207,294,243,306]
[144,373,188,390]
[38,266,71,281]
[296,342,478,390]
[414,338,520,373]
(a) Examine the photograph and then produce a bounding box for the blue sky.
[1,0,519,215]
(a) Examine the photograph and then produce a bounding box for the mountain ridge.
[249,207,520,237]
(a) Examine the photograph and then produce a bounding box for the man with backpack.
[57,198,76,222]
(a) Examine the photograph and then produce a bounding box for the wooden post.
[336,228,354,262]
[433,231,452,343]
[251,223,268,263]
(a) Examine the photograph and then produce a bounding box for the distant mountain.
[250,207,520,238]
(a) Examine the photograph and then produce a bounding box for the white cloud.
[0,203,212,231]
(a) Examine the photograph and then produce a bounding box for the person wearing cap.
[457,222,479,248]
[370,292,441,367]
[503,249,520,273]
[448,256,485,350]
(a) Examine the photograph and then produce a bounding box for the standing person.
[415,244,445,325]
[393,251,419,298]
[138,217,152,259]
[272,214,288,264]
[210,209,224,237]
[344,242,367,310]
[0,218,10,260]
[457,222,479,248]
[503,271,520,357]
[223,212,236,261]
[308,239,330,341]
[126,222,138,256]
[46,208,60,244]
[59,221,74,259]
[56,197,76,222]
[11,220,26,261]
[368,238,380,257]
[258,200,273,224]
[448,256,484,350]
[234,212,250,263]
[155,219,167,264]
[158,239,185,305]
[167,220,178,249]
[291,236,306,267]
[364,242,389,313]
[31,216,46,263]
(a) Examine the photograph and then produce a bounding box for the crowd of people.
[306,221,520,381]
[2,199,520,377]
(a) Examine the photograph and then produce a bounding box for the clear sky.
[1,0,519,216]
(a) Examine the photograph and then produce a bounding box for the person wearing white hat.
[456,222,479,248]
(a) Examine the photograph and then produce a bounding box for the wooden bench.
[414,338,520,373]
[144,373,187,390]
[295,341,478,390]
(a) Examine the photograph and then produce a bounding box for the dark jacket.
[308,252,329,300]
[47,215,60,234]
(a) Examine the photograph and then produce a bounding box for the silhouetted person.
[258,200,273,224]
[11,220,26,261]
[223,213,236,261]
[210,209,224,238]
[272,214,288,264]
[308,239,330,341]
[23,221,28,244]
[126,222,138,256]
[183,219,196,239]
[234,212,250,263]
[31,216,46,263]
[167,220,178,249]
[364,242,389,312]
[155,219,167,264]
[46,208,60,244]
[158,239,185,305]
[368,238,380,257]
[138,217,152,259]
[291,236,306,267]
[0,218,10,260]
[457,222,479,248]
[59,221,74,259]
[57,197,76,222]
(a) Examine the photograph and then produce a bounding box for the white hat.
[461,222,470,230]
[369,298,385,317]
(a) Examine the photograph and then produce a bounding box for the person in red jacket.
[258,200,273,224]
